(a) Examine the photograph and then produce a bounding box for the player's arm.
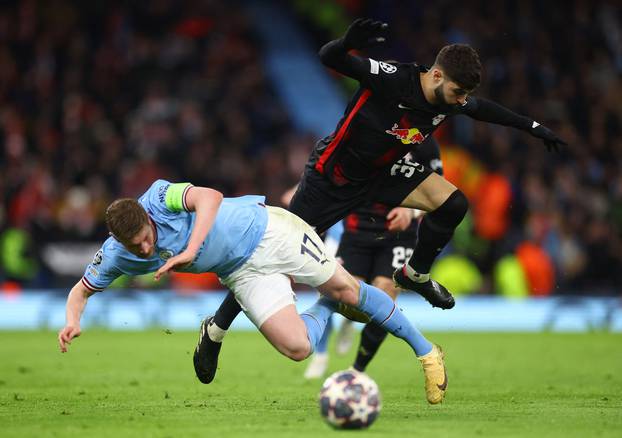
[319,18,388,80]
[58,280,96,352]
[154,186,223,280]
[461,97,566,151]
[182,186,223,258]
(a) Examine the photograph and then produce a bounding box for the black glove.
[342,18,388,51]
[530,122,567,152]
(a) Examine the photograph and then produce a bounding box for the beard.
[433,83,448,105]
[433,83,456,112]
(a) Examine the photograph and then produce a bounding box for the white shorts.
[220,206,337,327]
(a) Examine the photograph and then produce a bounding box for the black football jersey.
[311,60,473,185]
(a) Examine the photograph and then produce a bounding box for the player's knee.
[429,189,469,229]
[441,189,469,219]
[283,341,311,361]
[288,350,309,362]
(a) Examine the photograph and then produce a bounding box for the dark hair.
[434,44,482,91]
[105,198,149,242]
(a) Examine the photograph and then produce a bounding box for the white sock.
[207,320,227,342]
[404,264,430,283]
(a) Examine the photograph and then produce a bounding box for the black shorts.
[336,232,416,281]
[289,157,433,234]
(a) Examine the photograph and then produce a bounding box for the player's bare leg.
[396,172,467,309]
[260,304,312,361]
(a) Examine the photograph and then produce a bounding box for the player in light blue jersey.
[57,180,447,404]
[75,179,268,291]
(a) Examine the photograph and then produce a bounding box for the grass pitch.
[0,330,620,437]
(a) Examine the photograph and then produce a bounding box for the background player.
[195,18,566,384]
[57,179,448,404]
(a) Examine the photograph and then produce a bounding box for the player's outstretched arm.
[155,187,223,280]
[319,18,388,80]
[58,281,95,352]
[463,97,567,152]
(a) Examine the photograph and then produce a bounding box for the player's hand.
[530,122,567,152]
[58,325,81,353]
[386,207,413,232]
[154,250,195,281]
[342,18,388,50]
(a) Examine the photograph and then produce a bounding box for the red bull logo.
[385,123,425,144]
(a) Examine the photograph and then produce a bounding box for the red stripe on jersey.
[315,89,372,175]
[81,276,103,292]
[345,213,360,232]
[332,164,349,186]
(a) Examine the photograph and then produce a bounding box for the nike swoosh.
[437,369,448,391]
[398,103,413,110]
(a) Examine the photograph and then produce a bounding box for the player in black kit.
[194,19,566,385]
[304,137,442,378]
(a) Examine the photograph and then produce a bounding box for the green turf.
[0,330,620,437]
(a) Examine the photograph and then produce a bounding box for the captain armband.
[165,183,193,212]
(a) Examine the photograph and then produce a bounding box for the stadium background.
[0,0,620,327]
[1,2,621,437]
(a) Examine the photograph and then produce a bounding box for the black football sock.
[353,322,388,372]
[408,190,468,274]
[213,291,242,330]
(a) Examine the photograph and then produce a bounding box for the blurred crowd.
[1,0,620,293]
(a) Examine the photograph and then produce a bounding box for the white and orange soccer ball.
[318,369,381,429]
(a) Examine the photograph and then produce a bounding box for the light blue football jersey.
[81,180,268,292]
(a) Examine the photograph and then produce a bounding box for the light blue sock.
[301,297,336,354]
[357,281,433,356]
[316,316,333,354]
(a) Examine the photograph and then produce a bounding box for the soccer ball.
[319,369,381,429]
